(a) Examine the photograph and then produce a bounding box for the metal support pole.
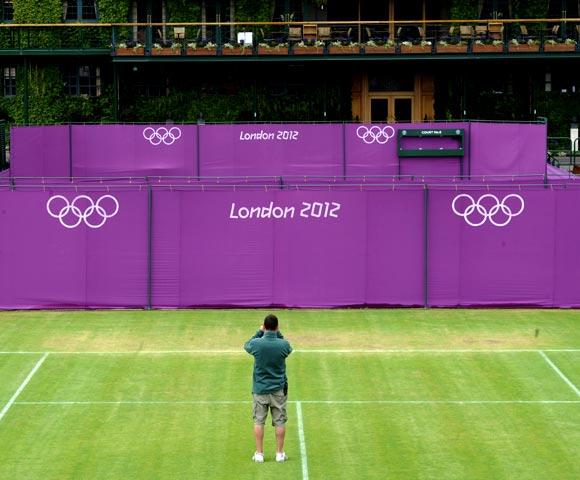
[196,123,201,179]
[423,185,429,308]
[68,124,73,180]
[23,58,29,124]
[113,63,119,122]
[0,120,6,171]
[342,123,347,180]
[147,185,153,310]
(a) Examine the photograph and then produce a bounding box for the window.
[64,0,97,21]
[3,66,15,96]
[64,65,101,96]
[1,1,13,21]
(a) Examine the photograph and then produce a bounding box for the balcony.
[0,18,578,59]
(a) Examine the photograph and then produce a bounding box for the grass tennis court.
[0,309,578,479]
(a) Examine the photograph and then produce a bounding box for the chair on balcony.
[545,24,560,41]
[332,27,352,43]
[288,26,302,44]
[518,25,534,43]
[318,26,331,42]
[475,25,488,41]
[459,26,474,42]
[445,26,460,43]
[366,26,390,43]
[397,25,422,42]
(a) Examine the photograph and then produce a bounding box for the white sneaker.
[276,452,287,462]
[252,452,264,463]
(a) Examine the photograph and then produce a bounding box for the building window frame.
[0,1,13,22]
[64,65,101,97]
[2,66,16,97]
[63,0,98,22]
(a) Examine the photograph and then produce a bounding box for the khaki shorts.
[252,389,288,427]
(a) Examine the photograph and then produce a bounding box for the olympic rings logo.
[46,195,120,229]
[142,127,182,146]
[452,194,525,227]
[356,125,395,145]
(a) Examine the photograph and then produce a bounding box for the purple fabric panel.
[344,122,468,177]
[84,191,148,307]
[72,125,197,177]
[151,190,181,307]
[10,126,70,177]
[177,191,275,306]
[365,190,424,305]
[470,123,547,176]
[0,190,147,309]
[273,190,366,307]
[152,189,425,307]
[199,124,343,177]
[428,188,554,306]
[553,189,580,307]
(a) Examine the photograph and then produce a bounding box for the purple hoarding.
[11,126,70,177]
[2,183,580,309]
[72,125,198,177]
[152,189,424,307]
[199,124,343,177]
[9,122,547,179]
[0,190,148,308]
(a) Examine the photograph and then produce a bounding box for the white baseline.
[0,348,578,355]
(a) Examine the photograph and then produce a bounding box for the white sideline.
[0,348,578,355]
[0,353,48,423]
[296,402,309,480]
[539,351,580,397]
[13,399,580,406]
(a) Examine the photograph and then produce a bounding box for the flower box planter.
[363,46,396,54]
[293,46,324,55]
[258,46,288,55]
[400,44,432,54]
[472,44,504,53]
[221,47,253,56]
[328,45,361,55]
[436,45,468,54]
[544,43,576,52]
[186,48,217,56]
[115,47,144,56]
[151,48,182,56]
[508,44,540,53]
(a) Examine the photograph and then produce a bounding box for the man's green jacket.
[244,330,292,395]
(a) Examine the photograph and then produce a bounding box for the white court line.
[0,348,578,355]
[13,399,580,406]
[539,351,580,397]
[0,353,49,423]
[296,402,309,480]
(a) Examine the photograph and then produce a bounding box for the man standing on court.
[244,314,292,463]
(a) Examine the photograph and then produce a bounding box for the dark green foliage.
[536,92,580,137]
[121,76,351,123]
[518,0,550,18]
[97,0,131,23]
[235,0,274,22]
[166,0,201,22]
[13,0,62,23]
[450,0,479,20]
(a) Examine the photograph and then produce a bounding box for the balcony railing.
[0,18,578,56]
